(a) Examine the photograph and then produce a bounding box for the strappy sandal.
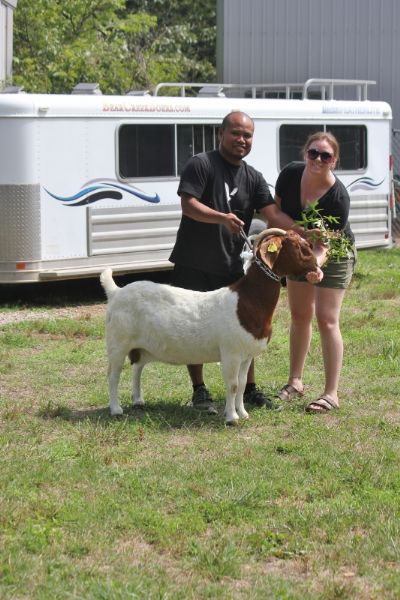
[277,384,304,401]
[305,395,339,413]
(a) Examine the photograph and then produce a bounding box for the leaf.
[295,201,352,261]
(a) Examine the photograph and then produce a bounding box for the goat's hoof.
[237,410,249,420]
[110,406,123,416]
[132,402,145,410]
[224,412,240,426]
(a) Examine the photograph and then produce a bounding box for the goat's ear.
[258,236,283,268]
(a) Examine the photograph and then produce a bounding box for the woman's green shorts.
[287,248,357,289]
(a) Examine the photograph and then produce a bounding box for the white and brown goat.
[100,229,320,425]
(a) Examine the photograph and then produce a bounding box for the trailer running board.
[38,261,173,281]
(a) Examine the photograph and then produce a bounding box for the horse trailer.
[0,79,393,283]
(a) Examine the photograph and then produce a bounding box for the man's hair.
[221,111,254,130]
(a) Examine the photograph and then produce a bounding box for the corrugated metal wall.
[217,0,400,125]
[0,0,17,86]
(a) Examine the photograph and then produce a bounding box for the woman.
[274,132,356,412]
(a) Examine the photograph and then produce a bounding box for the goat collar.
[253,228,287,282]
[254,255,282,283]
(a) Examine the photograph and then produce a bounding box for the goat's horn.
[253,228,287,255]
[258,227,287,238]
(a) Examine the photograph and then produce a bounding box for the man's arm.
[259,196,325,241]
[181,193,244,234]
[258,200,303,233]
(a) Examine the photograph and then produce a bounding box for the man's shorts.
[171,264,244,292]
[287,248,357,289]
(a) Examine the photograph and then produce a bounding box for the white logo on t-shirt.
[225,183,238,208]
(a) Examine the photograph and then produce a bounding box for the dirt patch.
[0,303,105,326]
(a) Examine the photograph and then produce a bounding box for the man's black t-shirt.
[169,150,273,276]
[275,161,355,243]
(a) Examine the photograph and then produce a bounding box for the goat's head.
[254,229,322,279]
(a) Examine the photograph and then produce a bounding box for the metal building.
[0,0,17,87]
[216,0,400,173]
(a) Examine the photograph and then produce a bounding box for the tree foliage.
[12,0,216,94]
[126,0,216,82]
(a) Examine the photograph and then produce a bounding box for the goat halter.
[254,255,282,283]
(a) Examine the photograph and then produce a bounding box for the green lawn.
[1,248,399,599]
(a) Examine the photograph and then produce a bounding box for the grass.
[0,249,400,599]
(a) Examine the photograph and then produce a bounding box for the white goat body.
[100,229,319,424]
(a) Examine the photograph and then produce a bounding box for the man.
[169,111,295,414]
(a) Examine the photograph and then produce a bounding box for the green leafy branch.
[296,201,352,261]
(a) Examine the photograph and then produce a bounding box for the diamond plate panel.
[0,184,41,260]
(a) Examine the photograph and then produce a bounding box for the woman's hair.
[302,131,340,161]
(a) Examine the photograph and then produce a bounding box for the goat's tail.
[100,268,120,300]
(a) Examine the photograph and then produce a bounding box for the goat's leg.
[235,358,251,420]
[221,357,242,425]
[131,362,145,407]
[107,348,126,416]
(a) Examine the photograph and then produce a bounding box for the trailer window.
[279,125,367,171]
[119,124,175,178]
[177,124,218,174]
[329,126,367,170]
[119,123,218,179]
[279,125,321,167]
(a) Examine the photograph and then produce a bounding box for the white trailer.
[0,79,393,283]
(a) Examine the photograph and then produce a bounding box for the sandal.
[277,384,304,401]
[305,395,339,413]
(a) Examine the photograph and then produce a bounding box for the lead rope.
[239,228,282,283]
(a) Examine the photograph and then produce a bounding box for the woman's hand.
[311,239,329,267]
[306,267,324,284]
[303,228,325,242]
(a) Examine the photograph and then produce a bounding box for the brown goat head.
[256,230,319,278]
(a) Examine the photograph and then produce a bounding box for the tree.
[12,0,216,94]
[126,0,216,84]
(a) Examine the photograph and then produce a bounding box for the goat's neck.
[232,263,281,341]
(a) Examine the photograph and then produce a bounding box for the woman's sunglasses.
[306,148,334,164]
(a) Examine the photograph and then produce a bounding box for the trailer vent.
[127,90,150,96]
[198,86,226,98]
[0,85,25,94]
[72,82,102,95]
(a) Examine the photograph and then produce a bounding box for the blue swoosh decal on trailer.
[347,176,385,192]
[45,180,160,206]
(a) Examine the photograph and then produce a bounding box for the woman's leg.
[285,280,316,393]
[314,287,346,405]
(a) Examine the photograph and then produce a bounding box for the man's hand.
[181,195,244,234]
[222,212,245,234]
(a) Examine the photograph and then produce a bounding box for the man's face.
[219,114,254,164]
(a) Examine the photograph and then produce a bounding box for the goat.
[100,228,320,425]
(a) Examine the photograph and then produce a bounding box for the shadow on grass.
[0,271,172,309]
[37,398,277,431]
